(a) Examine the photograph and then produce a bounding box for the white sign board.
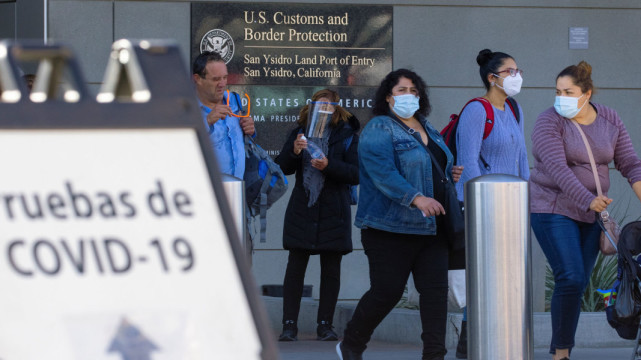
[0,129,262,359]
[569,27,589,49]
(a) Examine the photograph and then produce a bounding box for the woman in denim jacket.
[337,69,462,360]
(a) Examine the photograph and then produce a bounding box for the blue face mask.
[391,94,420,119]
[554,94,586,119]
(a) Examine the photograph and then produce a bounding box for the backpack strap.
[452,97,495,137]
[344,135,353,152]
[343,133,359,205]
[505,97,520,124]
[469,97,519,170]
[465,97,520,138]
[245,134,275,244]
[342,122,354,149]
[458,97,494,169]
[226,91,243,115]
[469,97,495,140]
[258,171,273,243]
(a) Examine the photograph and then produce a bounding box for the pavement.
[278,338,637,360]
[263,296,640,359]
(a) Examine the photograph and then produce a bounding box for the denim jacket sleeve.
[359,119,422,207]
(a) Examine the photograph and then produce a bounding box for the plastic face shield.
[306,101,337,138]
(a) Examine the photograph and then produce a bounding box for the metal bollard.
[221,174,247,249]
[465,174,532,360]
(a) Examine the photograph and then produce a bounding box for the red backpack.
[440,97,520,169]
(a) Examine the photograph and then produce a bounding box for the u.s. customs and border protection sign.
[200,29,235,63]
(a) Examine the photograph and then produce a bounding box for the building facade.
[3,0,641,312]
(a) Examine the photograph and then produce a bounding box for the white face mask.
[494,73,523,97]
[554,94,586,119]
[391,94,420,119]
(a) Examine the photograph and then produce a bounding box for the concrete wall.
[39,0,641,312]
[0,2,16,41]
[0,0,45,42]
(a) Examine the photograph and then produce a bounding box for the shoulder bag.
[571,120,620,255]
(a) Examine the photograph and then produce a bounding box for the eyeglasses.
[494,68,524,77]
[226,90,251,117]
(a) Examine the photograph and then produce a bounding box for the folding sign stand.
[0,40,278,360]
[634,330,641,360]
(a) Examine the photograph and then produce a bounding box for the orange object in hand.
[226,90,251,117]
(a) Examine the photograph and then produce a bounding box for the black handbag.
[441,181,465,251]
[448,246,466,270]
[389,114,466,256]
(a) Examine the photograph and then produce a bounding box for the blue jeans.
[531,213,601,355]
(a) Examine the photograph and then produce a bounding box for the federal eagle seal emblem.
[200,29,234,64]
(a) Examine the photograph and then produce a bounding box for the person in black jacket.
[275,89,359,342]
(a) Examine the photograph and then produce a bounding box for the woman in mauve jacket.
[530,61,641,360]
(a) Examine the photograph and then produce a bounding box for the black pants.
[342,227,449,358]
[282,249,343,324]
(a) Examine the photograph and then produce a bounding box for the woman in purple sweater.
[530,61,641,360]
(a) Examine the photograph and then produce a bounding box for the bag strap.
[258,172,272,243]
[461,97,518,171]
[344,134,353,151]
[506,97,520,123]
[458,97,494,140]
[571,119,615,247]
[460,97,519,137]
[570,120,603,197]
[244,133,263,154]
[388,113,449,182]
[231,91,244,114]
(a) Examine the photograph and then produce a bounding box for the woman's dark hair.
[298,88,351,127]
[372,68,431,117]
[477,49,513,90]
[192,51,224,77]
[556,60,595,94]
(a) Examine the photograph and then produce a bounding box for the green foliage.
[544,264,554,312]
[582,253,618,311]
[545,252,618,312]
[608,196,641,225]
